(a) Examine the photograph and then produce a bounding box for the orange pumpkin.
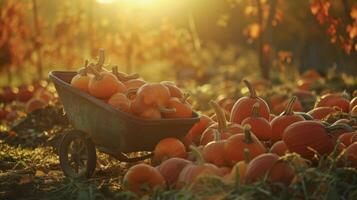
[184,114,213,146]
[270,97,305,143]
[88,67,119,99]
[200,101,243,145]
[162,97,192,119]
[124,79,146,91]
[71,60,91,92]
[315,93,350,113]
[160,81,183,98]
[282,121,353,160]
[139,107,162,120]
[224,125,266,166]
[245,153,295,185]
[153,138,187,164]
[136,83,171,109]
[307,106,338,120]
[223,148,250,184]
[157,158,191,187]
[123,163,165,195]
[108,93,131,112]
[202,140,227,167]
[337,132,356,147]
[177,162,220,188]
[270,140,289,156]
[241,102,272,141]
[177,146,220,187]
[230,80,270,124]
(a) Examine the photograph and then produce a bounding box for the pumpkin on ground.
[230,80,270,124]
[245,153,297,185]
[283,121,353,160]
[241,102,272,141]
[270,140,289,156]
[157,158,191,187]
[123,163,165,196]
[224,124,266,166]
[200,101,243,145]
[270,96,305,143]
[153,138,187,164]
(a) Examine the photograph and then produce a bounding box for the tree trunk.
[32,0,43,79]
[256,0,278,80]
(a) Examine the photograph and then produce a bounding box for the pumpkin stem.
[213,129,221,142]
[341,91,350,100]
[158,106,176,113]
[283,96,297,115]
[88,64,102,80]
[251,102,260,118]
[243,124,253,144]
[326,124,354,135]
[112,65,140,82]
[243,79,257,98]
[95,48,105,71]
[243,148,250,163]
[79,60,89,76]
[123,73,140,81]
[125,88,138,98]
[112,65,119,77]
[209,100,227,133]
[332,106,342,112]
[189,145,205,165]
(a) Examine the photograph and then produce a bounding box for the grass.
[1,140,357,200]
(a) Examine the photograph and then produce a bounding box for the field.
[1,0,357,200]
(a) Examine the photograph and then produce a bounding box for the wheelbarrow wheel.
[59,130,96,178]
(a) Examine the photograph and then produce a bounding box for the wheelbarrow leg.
[59,130,97,178]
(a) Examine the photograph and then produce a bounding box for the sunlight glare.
[96,0,116,4]
[96,0,155,7]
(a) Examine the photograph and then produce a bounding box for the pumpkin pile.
[0,79,55,122]
[121,78,357,196]
[70,49,193,120]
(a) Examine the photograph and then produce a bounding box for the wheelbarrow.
[49,71,199,178]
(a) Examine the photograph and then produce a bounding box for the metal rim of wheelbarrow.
[59,130,97,178]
